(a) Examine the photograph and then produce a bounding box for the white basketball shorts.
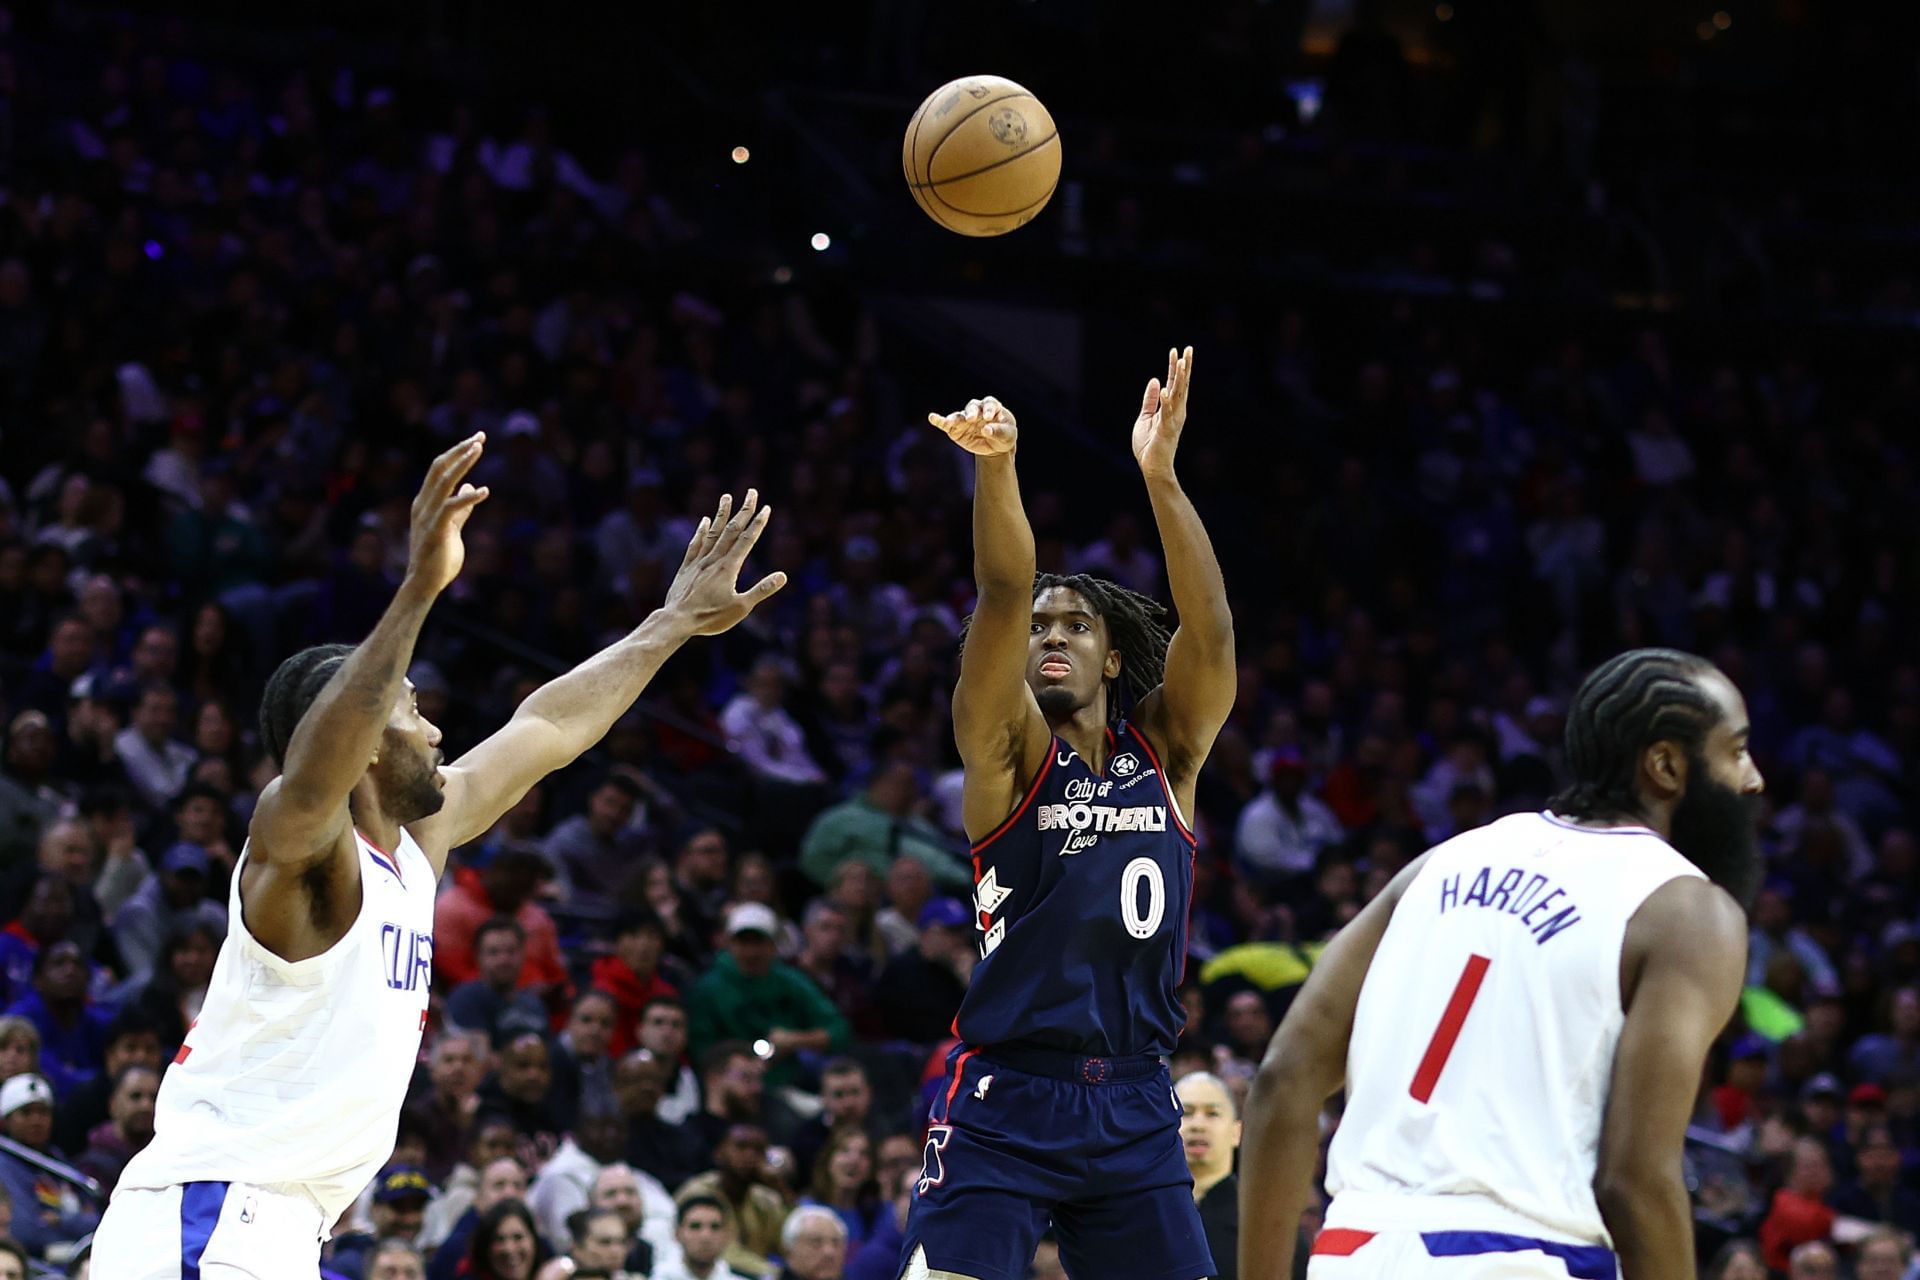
[92,1180,327,1279]
[1307,1228,1618,1279]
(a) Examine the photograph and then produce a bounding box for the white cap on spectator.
[0,1074,53,1117]
[726,903,779,939]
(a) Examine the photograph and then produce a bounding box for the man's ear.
[1643,739,1687,802]
[1104,648,1123,681]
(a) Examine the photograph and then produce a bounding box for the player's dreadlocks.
[259,643,355,769]
[1549,647,1719,822]
[959,572,1173,724]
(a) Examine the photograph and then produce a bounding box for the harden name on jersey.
[1436,865,1584,946]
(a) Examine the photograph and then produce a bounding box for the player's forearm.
[1144,474,1232,642]
[1239,1061,1325,1280]
[1596,1169,1694,1280]
[278,577,438,806]
[516,608,700,763]
[972,454,1035,593]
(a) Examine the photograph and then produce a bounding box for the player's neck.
[348,786,404,856]
[1050,704,1112,768]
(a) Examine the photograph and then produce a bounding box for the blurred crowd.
[0,6,1916,1280]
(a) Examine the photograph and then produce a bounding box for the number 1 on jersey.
[1409,954,1491,1103]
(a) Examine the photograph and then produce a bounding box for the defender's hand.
[1132,346,1193,480]
[928,396,1018,456]
[406,433,491,594]
[663,489,787,636]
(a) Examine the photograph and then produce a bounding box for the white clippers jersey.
[1324,812,1704,1247]
[118,828,436,1222]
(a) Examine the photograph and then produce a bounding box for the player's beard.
[380,742,446,823]
[1668,755,1762,909]
[1034,684,1080,720]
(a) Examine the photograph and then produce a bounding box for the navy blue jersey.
[954,720,1197,1058]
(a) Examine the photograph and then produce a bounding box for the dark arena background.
[0,1,1917,1277]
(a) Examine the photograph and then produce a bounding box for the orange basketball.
[903,75,1061,237]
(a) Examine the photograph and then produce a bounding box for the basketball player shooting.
[1239,649,1766,1280]
[94,434,785,1279]
[897,348,1235,1280]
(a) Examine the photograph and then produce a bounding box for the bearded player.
[95,434,786,1278]
[1241,648,1766,1280]
[899,348,1235,1280]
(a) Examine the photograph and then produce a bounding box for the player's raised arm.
[1239,854,1427,1280]
[411,490,786,867]
[932,396,1051,836]
[1594,878,1748,1280]
[1129,347,1235,786]
[250,433,490,863]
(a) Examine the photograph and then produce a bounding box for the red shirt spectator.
[590,909,678,1056]
[1761,1137,1838,1271]
[434,853,566,991]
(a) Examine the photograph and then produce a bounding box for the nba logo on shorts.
[240,1195,257,1224]
[1110,754,1138,777]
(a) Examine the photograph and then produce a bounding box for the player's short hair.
[260,643,356,768]
[781,1203,848,1250]
[1549,648,1721,822]
[677,1194,728,1226]
[959,573,1172,724]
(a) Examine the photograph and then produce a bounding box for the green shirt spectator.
[688,904,850,1090]
[798,762,971,893]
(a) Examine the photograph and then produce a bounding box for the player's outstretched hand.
[928,396,1018,456]
[407,432,491,595]
[664,489,788,636]
[1131,345,1193,480]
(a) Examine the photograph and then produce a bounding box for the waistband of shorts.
[975,1043,1164,1083]
[1325,1189,1610,1250]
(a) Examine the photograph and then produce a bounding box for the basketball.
[903,75,1061,237]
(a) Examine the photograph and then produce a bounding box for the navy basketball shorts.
[898,1043,1215,1280]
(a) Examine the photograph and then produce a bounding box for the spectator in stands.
[367,1238,428,1280]
[1233,748,1344,890]
[1785,1240,1840,1280]
[53,1008,162,1153]
[593,912,679,1057]
[687,905,849,1091]
[798,761,969,894]
[872,857,931,958]
[1829,1123,1920,1234]
[9,941,114,1099]
[791,902,871,1032]
[554,990,620,1127]
[635,996,701,1124]
[447,919,550,1045]
[870,898,971,1045]
[406,1031,492,1184]
[436,850,568,994]
[0,873,75,1002]
[655,1195,740,1280]
[112,683,195,813]
[0,1073,98,1257]
[466,1198,548,1280]
[676,1122,787,1277]
[1703,1239,1766,1280]
[1761,1137,1845,1271]
[0,1241,26,1280]
[1850,986,1920,1085]
[614,1049,705,1194]
[543,772,647,909]
[1176,1072,1241,1280]
[587,1158,674,1274]
[132,921,220,1054]
[74,1063,157,1193]
[668,828,734,964]
[110,840,227,992]
[429,1156,530,1280]
[723,657,828,789]
[0,1016,40,1085]
[420,1118,521,1252]
[1855,1228,1911,1280]
[478,1032,567,1150]
[775,1204,849,1280]
[791,1061,875,1189]
[799,1126,885,1260]
[329,1163,435,1277]
[540,1207,632,1279]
